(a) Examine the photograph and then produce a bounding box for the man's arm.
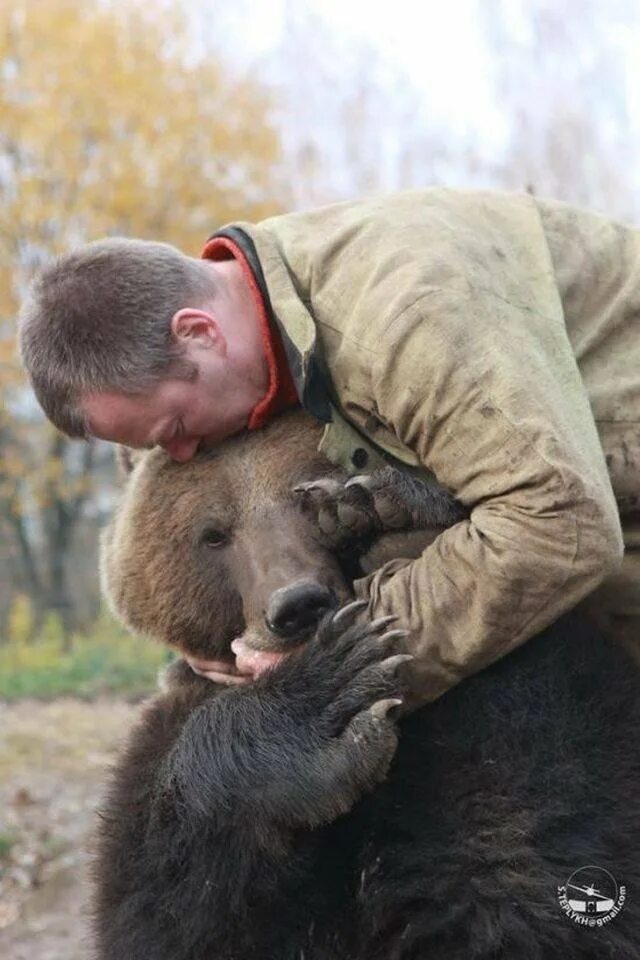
[352,276,622,705]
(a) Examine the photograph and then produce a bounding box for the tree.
[481,0,640,218]
[0,0,288,639]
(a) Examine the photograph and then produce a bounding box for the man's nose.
[162,437,200,462]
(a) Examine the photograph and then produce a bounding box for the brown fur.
[101,412,351,659]
[95,408,640,960]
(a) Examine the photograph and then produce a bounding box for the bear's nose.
[266,581,337,640]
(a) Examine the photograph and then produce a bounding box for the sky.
[301,0,509,146]
[194,0,509,150]
[190,0,640,216]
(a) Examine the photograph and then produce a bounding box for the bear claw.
[331,599,369,626]
[377,628,410,645]
[368,697,404,719]
[368,615,398,633]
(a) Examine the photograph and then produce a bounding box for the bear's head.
[101,411,352,662]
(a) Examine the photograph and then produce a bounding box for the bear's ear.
[115,445,145,479]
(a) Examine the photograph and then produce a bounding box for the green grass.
[0,608,171,701]
[0,832,16,859]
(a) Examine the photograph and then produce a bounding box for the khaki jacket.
[213,189,637,702]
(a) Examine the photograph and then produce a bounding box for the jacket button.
[352,448,368,469]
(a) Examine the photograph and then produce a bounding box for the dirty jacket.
[212,189,633,702]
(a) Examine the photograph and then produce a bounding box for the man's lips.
[230,637,291,677]
[185,655,249,685]
[186,639,295,684]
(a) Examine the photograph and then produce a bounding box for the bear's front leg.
[94,609,409,960]
[293,466,467,551]
[167,608,410,831]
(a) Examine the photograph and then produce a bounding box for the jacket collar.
[209,225,332,423]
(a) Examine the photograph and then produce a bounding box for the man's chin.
[184,641,296,684]
[230,637,294,678]
[185,653,250,685]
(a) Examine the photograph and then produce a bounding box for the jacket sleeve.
[353,273,623,705]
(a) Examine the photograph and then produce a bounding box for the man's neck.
[200,241,298,429]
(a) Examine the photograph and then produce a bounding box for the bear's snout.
[265,580,338,641]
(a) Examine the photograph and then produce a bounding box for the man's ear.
[170,308,223,349]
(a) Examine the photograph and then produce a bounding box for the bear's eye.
[201,528,228,549]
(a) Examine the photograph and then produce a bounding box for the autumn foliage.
[0,0,288,638]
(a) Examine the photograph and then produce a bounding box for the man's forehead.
[82,390,161,447]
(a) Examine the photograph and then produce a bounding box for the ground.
[0,697,139,960]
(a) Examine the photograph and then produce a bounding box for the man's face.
[83,352,252,462]
[82,266,270,461]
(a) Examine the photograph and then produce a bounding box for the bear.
[95,409,640,960]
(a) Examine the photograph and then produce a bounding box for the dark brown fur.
[95,410,640,959]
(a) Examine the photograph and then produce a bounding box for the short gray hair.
[18,237,214,437]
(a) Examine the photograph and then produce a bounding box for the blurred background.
[1,0,639,955]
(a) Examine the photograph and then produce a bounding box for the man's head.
[19,238,268,461]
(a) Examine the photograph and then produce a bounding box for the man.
[18,188,640,701]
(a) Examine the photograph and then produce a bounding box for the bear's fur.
[95,411,640,959]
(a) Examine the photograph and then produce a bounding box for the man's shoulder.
[255,186,531,231]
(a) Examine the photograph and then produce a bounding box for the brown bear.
[95,410,640,960]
